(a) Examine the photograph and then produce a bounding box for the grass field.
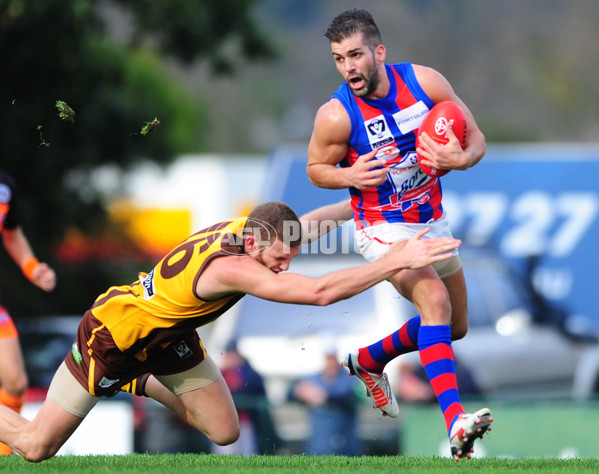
[2,454,599,473]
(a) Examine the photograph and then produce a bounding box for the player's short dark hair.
[246,202,302,248]
[324,9,382,50]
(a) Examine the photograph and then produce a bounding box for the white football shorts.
[355,213,461,279]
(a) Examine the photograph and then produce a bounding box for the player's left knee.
[208,425,240,446]
[188,413,240,446]
[19,439,60,463]
[23,448,54,463]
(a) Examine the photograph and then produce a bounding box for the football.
[416,100,468,177]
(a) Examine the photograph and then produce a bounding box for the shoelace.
[362,370,391,398]
[349,356,392,401]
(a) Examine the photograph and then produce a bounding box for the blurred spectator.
[291,347,363,456]
[213,340,281,455]
[395,353,482,404]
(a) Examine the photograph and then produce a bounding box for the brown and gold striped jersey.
[89,218,248,355]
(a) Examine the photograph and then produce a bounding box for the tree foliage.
[114,0,276,71]
[0,0,275,315]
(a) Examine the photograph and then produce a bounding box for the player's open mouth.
[348,75,365,89]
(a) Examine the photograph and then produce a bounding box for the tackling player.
[0,199,460,462]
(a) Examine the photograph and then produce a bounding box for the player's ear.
[245,234,257,253]
[375,44,386,65]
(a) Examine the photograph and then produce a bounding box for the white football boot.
[449,407,493,461]
[341,351,399,418]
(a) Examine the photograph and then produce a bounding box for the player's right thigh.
[154,355,239,446]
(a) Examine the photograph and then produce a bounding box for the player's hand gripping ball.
[416,100,468,177]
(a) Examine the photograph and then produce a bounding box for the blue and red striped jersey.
[331,62,443,227]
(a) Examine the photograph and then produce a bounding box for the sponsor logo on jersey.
[71,342,83,364]
[393,100,429,134]
[364,115,393,149]
[98,376,120,389]
[396,168,429,200]
[381,169,432,209]
[174,340,193,359]
[141,269,155,299]
[0,184,11,203]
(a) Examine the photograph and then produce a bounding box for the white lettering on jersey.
[140,269,155,299]
[393,100,430,134]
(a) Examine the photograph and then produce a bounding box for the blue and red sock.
[357,316,421,374]
[418,324,464,435]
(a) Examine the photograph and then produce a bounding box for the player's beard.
[348,63,380,98]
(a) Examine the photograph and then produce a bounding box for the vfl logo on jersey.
[364,115,393,149]
[174,340,193,360]
[140,269,155,299]
[393,101,429,134]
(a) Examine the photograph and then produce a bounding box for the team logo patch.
[174,340,193,360]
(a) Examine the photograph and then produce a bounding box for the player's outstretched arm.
[201,229,460,307]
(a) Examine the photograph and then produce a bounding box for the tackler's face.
[250,238,300,274]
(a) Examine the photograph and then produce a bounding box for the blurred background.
[2,0,599,459]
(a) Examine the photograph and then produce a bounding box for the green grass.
[1,454,599,473]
